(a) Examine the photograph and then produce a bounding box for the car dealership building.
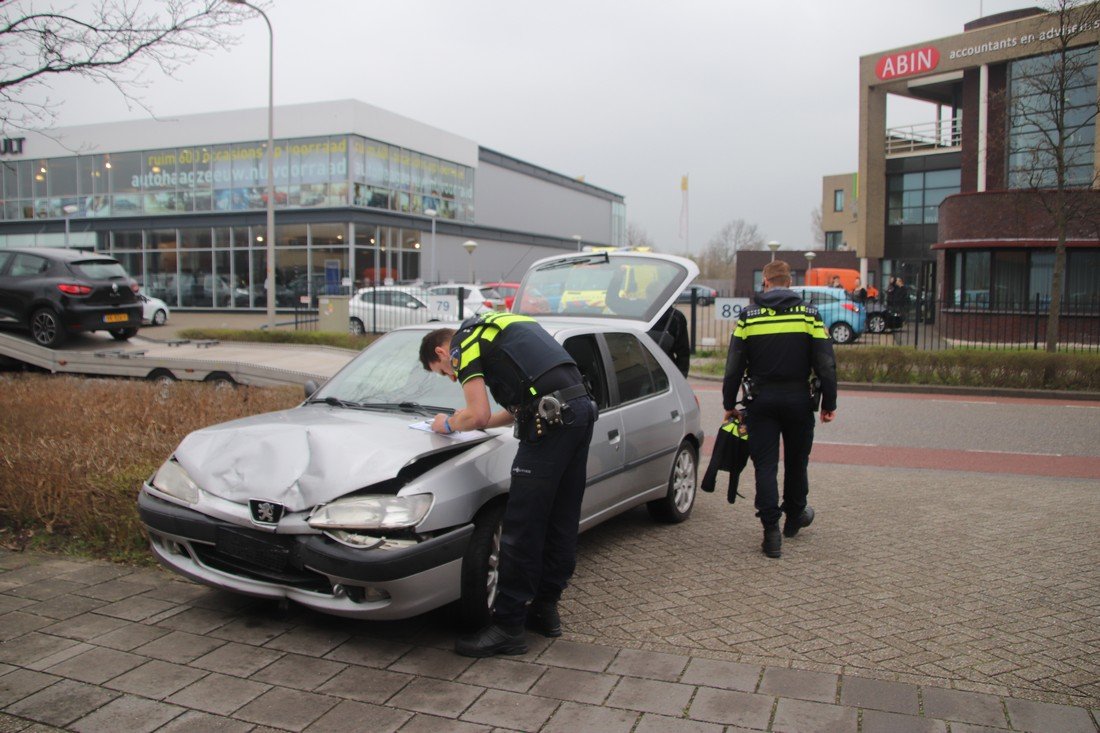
[847,5,1099,342]
[0,100,625,310]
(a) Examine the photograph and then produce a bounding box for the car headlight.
[308,494,432,531]
[150,459,200,504]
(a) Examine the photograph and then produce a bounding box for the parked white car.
[138,251,702,626]
[138,288,170,326]
[348,286,435,334]
[425,284,503,320]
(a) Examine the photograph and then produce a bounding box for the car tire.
[110,327,138,341]
[349,317,365,336]
[867,314,887,334]
[647,440,697,523]
[829,322,854,344]
[458,500,506,629]
[152,309,168,326]
[30,308,65,348]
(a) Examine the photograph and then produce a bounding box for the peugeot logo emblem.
[111,283,118,294]
[249,499,285,525]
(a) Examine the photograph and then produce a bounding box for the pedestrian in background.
[722,260,837,558]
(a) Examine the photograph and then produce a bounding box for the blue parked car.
[789,285,866,344]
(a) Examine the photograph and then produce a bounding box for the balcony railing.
[886,118,962,156]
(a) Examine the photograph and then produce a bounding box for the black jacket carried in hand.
[701,416,749,503]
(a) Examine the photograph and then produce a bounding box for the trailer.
[0,331,355,388]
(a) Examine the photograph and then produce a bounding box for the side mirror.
[304,379,319,399]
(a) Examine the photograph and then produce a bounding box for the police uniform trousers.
[494,396,596,627]
[745,387,815,527]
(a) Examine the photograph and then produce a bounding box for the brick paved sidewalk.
[1,462,1098,732]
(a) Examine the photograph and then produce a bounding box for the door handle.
[608,429,621,448]
[670,409,681,422]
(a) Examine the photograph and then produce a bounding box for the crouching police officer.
[419,312,596,657]
[722,260,837,559]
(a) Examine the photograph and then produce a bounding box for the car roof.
[5,247,117,262]
[794,285,849,294]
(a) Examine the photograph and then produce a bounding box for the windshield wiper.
[306,396,361,409]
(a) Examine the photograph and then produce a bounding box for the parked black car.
[865,304,905,333]
[0,248,142,347]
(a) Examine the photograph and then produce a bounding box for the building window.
[1007,45,1098,189]
[833,189,844,212]
[824,231,843,251]
[950,247,1100,311]
[887,169,960,225]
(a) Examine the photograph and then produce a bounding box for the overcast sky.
[43,0,1042,256]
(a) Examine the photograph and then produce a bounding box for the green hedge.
[693,347,1100,391]
[836,347,1100,390]
[177,328,377,351]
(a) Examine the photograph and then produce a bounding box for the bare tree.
[1004,0,1100,351]
[809,205,825,245]
[0,0,255,133]
[625,222,655,250]
[699,219,764,278]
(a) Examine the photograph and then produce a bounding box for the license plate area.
[215,526,290,572]
[103,313,128,324]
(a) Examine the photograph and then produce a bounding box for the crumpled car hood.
[173,406,486,512]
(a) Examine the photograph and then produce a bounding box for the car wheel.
[867,314,887,334]
[110,327,138,341]
[30,308,65,347]
[152,309,167,326]
[829,322,854,344]
[458,501,506,628]
[349,317,365,336]
[647,440,697,523]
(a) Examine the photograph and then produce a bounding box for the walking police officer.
[420,312,596,656]
[722,260,837,558]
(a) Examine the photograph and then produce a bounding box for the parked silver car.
[138,251,703,625]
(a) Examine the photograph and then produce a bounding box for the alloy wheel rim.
[486,521,502,608]
[32,313,56,344]
[672,449,696,512]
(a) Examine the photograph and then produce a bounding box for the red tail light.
[842,303,858,312]
[58,283,92,296]
[483,300,494,309]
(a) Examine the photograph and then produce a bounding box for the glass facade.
[1007,45,1098,189]
[887,168,961,225]
[949,248,1100,310]
[0,134,475,223]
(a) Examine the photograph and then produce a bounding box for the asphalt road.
[690,379,1100,479]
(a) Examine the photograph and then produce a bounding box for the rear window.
[71,260,129,280]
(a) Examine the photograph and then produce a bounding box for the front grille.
[190,528,332,593]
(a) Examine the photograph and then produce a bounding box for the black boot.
[762,523,782,558]
[455,623,527,658]
[783,505,815,538]
[526,601,562,638]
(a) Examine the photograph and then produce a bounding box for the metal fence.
[294,286,1100,353]
[684,291,1100,354]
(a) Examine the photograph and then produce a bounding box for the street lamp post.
[62,204,79,247]
[228,0,276,327]
[424,208,437,284]
[766,241,781,262]
[462,240,477,283]
[571,234,583,251]
[805,251,816,275]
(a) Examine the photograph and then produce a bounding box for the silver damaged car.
[138,251,704,626]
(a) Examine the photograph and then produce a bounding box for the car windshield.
[71,260,129,280]
[514,254,687,321]
[314,329,501,413]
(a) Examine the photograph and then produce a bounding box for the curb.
[688,372,1100,402]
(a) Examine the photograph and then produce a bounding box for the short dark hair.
[419,328,455,370]
[762,260,792,287]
